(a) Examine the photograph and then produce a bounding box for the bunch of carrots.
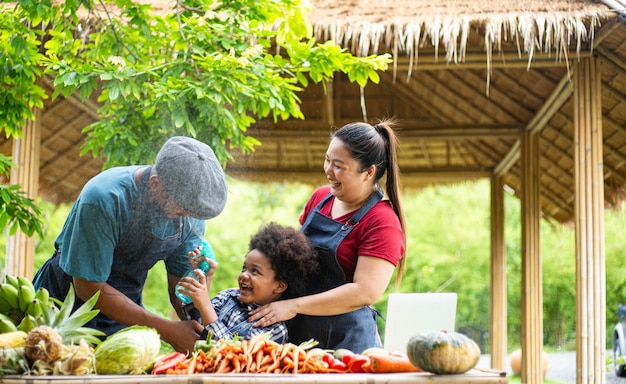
[153,335,343,374]
[152,334,421,375]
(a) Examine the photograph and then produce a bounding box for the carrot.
[214,352,223,370]
[216,357,230,373]
[283,355,294,367]
[260,354,271,366]
[232,356,241,373]
[293,346,302,373]
[367,353,422,373]
[249,336,265,356]
[241,339,249,358]
[264,358,281,373]
[255,348,264,369]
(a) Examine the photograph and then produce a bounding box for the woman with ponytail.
[249,119,406,353]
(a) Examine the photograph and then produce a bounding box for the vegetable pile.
[152,336,421,375]
[0,275,481,377]
[0,275,103,376]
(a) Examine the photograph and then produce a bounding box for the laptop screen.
[383,292,457,353]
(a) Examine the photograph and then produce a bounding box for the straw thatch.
[1,0,626,226]
[309,0,609,68]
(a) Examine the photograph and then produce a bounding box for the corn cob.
[0,330,27,348]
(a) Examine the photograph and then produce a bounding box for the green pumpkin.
[406,330,481,374]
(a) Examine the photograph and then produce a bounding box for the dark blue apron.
[288,188,384,353]
[33,166,183,336]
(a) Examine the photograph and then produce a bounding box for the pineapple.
[24,285,104,365]
[24,326,63,364]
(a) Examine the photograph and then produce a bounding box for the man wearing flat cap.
[34,136,228,353]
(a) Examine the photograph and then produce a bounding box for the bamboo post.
[574,57,606,384]
[5,106,41,279]
[490,174,507,370]
[520,128,543,384]
[323,79,335,127]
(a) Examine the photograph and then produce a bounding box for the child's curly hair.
[248,222,319,299]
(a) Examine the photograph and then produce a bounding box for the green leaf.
[63,290,101,330]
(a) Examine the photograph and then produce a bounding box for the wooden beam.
[491,19,621,179]
[249,124,520,140]
[527,76,574,135]
[574,56,606,384]
[493,141,520,176]
[393,51,593,71]
[490,174,507,371]
[596,46,626,73]
[226,165,493,179]
[520,128,543,384]
[493,73,573,176]
[6,100,41,279]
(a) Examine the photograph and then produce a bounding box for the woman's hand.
[248,299,299,327]
[248,257,396,326]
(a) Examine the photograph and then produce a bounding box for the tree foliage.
[0,0,391,236]
[0,155,44,237]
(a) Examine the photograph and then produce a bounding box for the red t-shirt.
[299,186,405,282]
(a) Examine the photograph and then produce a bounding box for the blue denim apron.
[288,188,383,352]
[33,166,183,336]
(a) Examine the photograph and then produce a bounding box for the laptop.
[383,292,457,353]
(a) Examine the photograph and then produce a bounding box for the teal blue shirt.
[55,166,205,282]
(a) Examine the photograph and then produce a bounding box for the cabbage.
[95,326,161,374]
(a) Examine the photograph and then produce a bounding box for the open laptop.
[383,292,457,353]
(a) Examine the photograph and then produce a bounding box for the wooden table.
[1,369,507,383]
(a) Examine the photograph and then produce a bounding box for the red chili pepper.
[322,352,335,366]
[152,352,187,375]
[330,360,348,371]
[341,351,356,365]
[347,354,370,373]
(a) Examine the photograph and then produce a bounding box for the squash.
[509,349,549,377]
[406,330,481,374]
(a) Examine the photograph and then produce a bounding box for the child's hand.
[179,271,212,309]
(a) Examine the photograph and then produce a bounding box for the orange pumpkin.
[509,349,549,377]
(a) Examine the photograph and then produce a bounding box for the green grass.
[506,375,563,384]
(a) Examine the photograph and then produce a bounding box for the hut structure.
[2,0,626,383]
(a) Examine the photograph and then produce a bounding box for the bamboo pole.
[323,79,335,127]
[574,56,606,384]
[520,128,543,384]
[490,174,506,370]
[5,106,41,279]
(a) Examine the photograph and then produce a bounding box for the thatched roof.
[309,0,609,67]
[2,0,626,225]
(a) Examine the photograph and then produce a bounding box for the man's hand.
[73,277,204,353]
[159,320,204,353]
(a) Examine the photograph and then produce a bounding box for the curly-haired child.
[178,222,319,343]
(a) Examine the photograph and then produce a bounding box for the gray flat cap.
[154,136,227,220]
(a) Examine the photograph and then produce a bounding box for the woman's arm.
[248,256,395,327]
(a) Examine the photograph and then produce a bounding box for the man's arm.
[73,277,203,353]
[168,274,186,320]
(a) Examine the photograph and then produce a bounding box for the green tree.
[0,0,390,236]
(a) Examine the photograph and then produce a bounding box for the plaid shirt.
[202,288,288,343]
